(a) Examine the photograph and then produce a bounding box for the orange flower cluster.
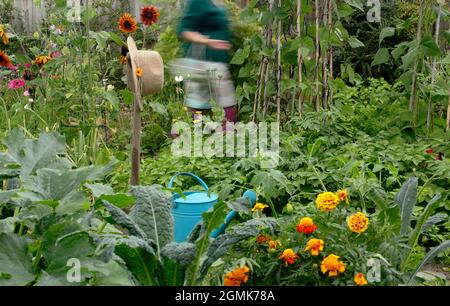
[224,266,250,286]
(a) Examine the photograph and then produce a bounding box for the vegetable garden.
[0,0,449,287]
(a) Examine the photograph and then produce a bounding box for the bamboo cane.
[275,0,282,122]
[427,4,441,134]
[297,0,304,114]
[314,0,321,112]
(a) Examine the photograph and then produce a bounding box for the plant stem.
[97,220,108,234]
[32,241,43,273]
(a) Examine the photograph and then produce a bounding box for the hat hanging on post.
[126,36,164,109]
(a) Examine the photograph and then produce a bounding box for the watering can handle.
[167,172,209,191]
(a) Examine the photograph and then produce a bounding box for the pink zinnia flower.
[51,51,62,59]
[8,79,26,90]
[25,63,32,68]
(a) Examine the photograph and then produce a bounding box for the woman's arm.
[181,31,231,50]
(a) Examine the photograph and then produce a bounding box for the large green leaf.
[408,193,442,249]
[0,153,21,179]
[371,48,390,66]
[394,177,418,235]
[379,27,396,45]
[98,236,160,286]
[129,186,174,255]
[161,242,196,267]
[44,231,97,285]
[407,240,450,285]
[420,35,442,57]
[0,233,35,286]
[102,201,147,239]
[3,129,69,180]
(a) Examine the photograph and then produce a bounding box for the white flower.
[107,84,115,91]
[175,75,184,82]
[23,90,30,97]
[28,98,34,103]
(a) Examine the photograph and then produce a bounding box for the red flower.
[140,6,160,26]
[426,148,434,154]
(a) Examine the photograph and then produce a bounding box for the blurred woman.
[177,0,238,123]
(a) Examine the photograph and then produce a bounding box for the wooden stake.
[130,92,142,186]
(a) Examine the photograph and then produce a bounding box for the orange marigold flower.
[316,191,340,212]
[268,240,281,251]
[224,266,250,286]
[347,212,369,233]
[120,55,127,65]
[321,254,346,277]
[118,13,138,33]
[34,55,51,67]
[0,50,12,67]
[251,203,268,212]
[354,273,368,286]
[140,6,160,26]
[304,238,324,256]
[135,67,143,77]
[336,189,349,205]
[279,249,299,266]
[256,234,269,244]
[296,217,318,234]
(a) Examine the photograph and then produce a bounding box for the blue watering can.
[168,172,256,242]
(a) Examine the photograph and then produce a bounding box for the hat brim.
[127,36,140,96]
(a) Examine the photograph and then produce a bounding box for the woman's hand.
[206,39,231,50]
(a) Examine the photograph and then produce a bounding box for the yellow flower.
[224,266,250,286]
[251,203,268,212]
[279,249,299,266]
[195,111,203,115]
[354,273,368,286]
[316,192,340,212]
[135,68,143,77]
[304,238,324,256]
[34,55,51,67]
[336,189,349,204]
[193,119,202,124]
[347,212,369,233]
[321,254,346,277]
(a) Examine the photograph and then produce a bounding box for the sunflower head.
[140,6,160,26]
[118,13,138,34]
[0,50,12,68]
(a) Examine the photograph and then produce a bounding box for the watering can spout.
[210,190,257,238]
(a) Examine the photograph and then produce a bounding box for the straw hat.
[126,36,164,102]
